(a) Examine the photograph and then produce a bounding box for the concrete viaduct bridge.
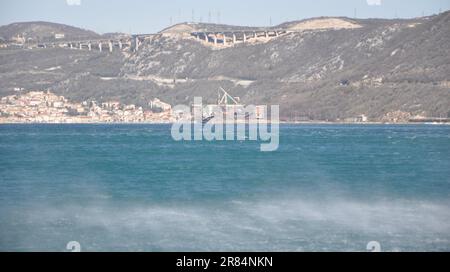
[32,29,288,52]
[191,29,288,45]
[34,35,153,52]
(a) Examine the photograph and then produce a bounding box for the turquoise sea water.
[0,124,449,252]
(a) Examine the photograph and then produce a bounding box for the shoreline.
[1,121,449,126]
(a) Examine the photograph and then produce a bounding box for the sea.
[0,124,449,252]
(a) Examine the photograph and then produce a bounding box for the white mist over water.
[3,195,449,251]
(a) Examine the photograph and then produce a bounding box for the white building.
[54,33,65,40]
[149,98,172,112]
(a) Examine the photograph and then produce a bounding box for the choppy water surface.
[0,124,449,251]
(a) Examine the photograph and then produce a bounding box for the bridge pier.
[265,31,269,39]
[204,33,208,42]
[213,34,217,45]
[243,32,247,43]
[88,42,92,51]
[135,37,140,51]
[109,41,113,52]
[70,43,73,49]
[99,42,102,52]
[223,34,227,46]
[232,33,236,44]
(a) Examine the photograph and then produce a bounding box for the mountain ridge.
[0,21,101,42]
[0,11,449,121]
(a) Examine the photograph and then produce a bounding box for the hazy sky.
[0,0,448,34]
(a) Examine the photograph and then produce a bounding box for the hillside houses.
[0,91,174,123]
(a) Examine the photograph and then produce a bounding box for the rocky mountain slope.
[0,12,449,121]
[0,21,100,42]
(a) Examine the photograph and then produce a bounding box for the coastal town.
[0,90,175,123]
[0,90,448,124]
